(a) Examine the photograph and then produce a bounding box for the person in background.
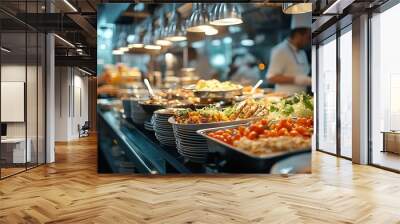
[266,27,311,94]
[227,53,260,86]
[266,13,312,95]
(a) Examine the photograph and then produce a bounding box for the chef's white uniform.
[266,39,310,94]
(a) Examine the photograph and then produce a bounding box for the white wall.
[54,67,89,141]
[1,64,46,164]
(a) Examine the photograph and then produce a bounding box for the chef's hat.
[291,12,312,29]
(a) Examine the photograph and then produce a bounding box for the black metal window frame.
[0,1,48,180]
[314,21,353,161]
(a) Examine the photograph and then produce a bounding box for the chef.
[266,13,311,94]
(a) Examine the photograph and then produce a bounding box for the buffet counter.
[98,108,194,174]
[98,102,311,174]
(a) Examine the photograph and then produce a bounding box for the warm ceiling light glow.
[210,18,243,26]
[205,27,218,36]
[128,43,144,48]
[181,67,195,72]
[144,45,162,50]
[187,25,215,33]
[187,3,212,33]
[112,49,124,55]
[54,34,75,48]
[155,39,172,46]
[63,0,78,12]
[210,4,243,26]
[164,36,187,42]
[119,46,130,52]
[282,3,312,14]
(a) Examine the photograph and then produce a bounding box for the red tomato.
[297,118,307,126]
[222,133,231,139]
[306,118,313,127]
[260,119,268,125]
[225,137,233,145]
[289,130,299,137]
[253,124,264,134]
[295,126,308,136]
[269,130,278,137]
[247,131,258,140]
[238,126,246,135]
[249,124,258,132]
[278,128,289,136]
[215,130,224,135]
[233,135,241,141]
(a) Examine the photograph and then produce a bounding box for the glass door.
[370,2,400,171]
[317,35,337,155]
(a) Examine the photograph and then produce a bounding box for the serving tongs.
[144,78,160,100]
[251,80,263,95]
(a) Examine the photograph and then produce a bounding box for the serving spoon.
[251,80,263,94]
[144,78,156,99]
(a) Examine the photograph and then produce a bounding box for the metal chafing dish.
[197,124,311,173]
[184,85,243,100]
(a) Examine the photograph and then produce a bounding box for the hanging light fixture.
[117,25,129,52]
[112,49,124,55]
[210,3,243,26]
[154,11,172,46]
[128,26,144,49]
[282,3,312,14]
[164,3,187,42]
[143,22,162,50]
[186,3,216,34]
[205,27,218,36]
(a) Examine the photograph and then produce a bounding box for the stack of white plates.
[172,123,209,163]
[169,117,257,163]
[144,116,154,131]
[153,109,176,147]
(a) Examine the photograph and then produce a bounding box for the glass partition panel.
[27,30,38,169]
[371,4,400,171]
[1,31,27,177]
[317,36,337,154]
[38,32,46,165]
[339,28,352,158]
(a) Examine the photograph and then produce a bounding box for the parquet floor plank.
[0,135,400,223]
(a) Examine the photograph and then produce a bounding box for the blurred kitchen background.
[97,3,311,89]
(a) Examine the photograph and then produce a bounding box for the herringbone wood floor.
[1,135,400,224]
